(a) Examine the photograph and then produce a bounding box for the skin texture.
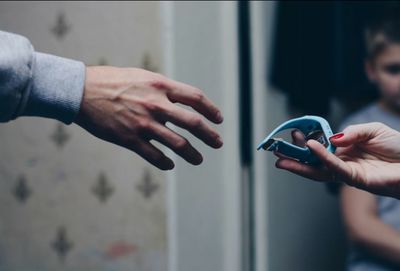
[75,66,223,170]
[341,185,400,266]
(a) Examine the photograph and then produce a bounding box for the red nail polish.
[329,133,344,140]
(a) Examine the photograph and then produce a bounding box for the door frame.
[160,2,242,271]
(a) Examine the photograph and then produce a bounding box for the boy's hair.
[365,8,400,61]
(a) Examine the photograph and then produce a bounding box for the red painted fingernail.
[329,133,344,140]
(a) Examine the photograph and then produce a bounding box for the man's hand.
[75,66,223,170]
[275,122,400,198]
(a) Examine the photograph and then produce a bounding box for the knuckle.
[174,138,189,151]
[189,116,203,128]
[147,101,160,112]
[373,122,386,129]
[192,89,205,102]
[137,118,151,132]
[370,122,384,134]
[370,121,382,127]
[143,99,168,114]
[144,100,157,112]
[343,124,355,134]
[149,78,169,91]
[333,159,342,172]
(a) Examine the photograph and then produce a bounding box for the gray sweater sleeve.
[0,30,85,124]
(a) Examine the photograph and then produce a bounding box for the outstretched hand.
[75,66,223,170]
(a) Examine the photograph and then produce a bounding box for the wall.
[251,2,346,271]
[0,2,167,271]
[0,2,348,271]
[162,2,242,271]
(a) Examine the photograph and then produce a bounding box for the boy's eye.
[383,64,400,75]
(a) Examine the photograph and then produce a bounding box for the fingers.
[148,123,204,165]
[273,150,292,159]
[165,80,223,124]
[134,140,175,170]
[163,105,223,149]
[273,129,305,161]
[306,140,352,180]
[291,129,306,147]
[330,122,386,147]
[274,139,352,184]
[275,158,331,182]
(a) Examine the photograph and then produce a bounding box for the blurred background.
[0,1,398,271]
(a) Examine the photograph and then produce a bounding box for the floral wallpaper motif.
[0,2,166,271]
[51,12,70,40]
[92,172,114,203]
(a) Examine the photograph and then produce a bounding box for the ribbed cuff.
[23,52,85,124]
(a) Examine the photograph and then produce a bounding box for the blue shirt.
[0,30,85,124]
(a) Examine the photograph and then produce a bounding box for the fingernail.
[164,160,175,170]
[194,155,203,165]
[329,133,344,140]
[216,137,223,148]
[216,112,223,123]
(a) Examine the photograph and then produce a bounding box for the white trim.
[220,2,241,271]
[251,2,277,271]
[160,2,178,271]
[161,2,241,271]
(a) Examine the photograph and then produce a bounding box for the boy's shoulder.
[339,103,378,130]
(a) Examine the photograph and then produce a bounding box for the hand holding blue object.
[257,115,336,164]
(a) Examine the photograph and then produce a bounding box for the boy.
[339,13,400,271]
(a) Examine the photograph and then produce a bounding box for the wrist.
[74,66,115,128]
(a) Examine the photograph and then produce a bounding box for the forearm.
[0,30,85,124]
[341,186,400,265]
[348,217,400,265]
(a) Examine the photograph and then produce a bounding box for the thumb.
[307,139,352,181]
[329,122,383,147]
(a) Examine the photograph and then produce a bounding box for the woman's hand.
[275,122,400,198]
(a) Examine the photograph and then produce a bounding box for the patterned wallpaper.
[0,2,166,271]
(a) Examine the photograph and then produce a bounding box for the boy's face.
[366,44,400,109]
